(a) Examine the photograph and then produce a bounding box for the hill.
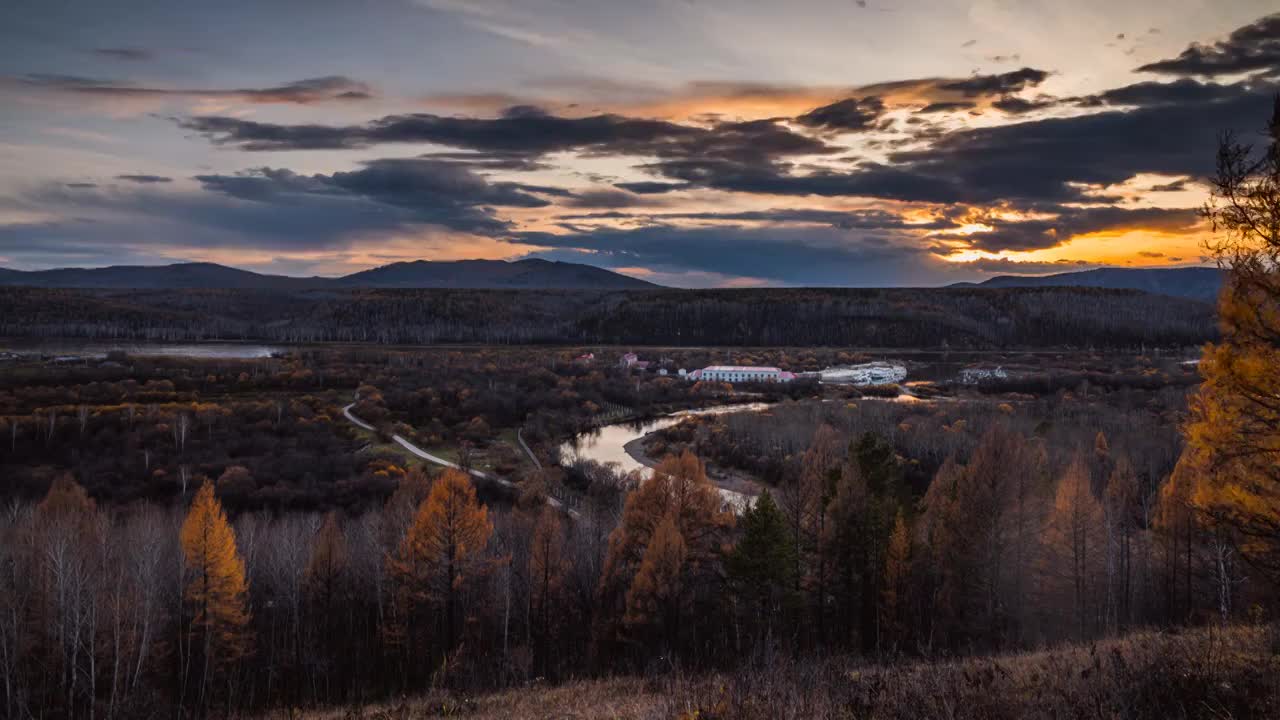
[277,625,1273,720]
[0,286,1215,348]
[0,259,658,290]
[953,267,1224,301]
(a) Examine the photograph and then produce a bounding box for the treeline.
[1,422,1268,718]
[0,286,1215,348]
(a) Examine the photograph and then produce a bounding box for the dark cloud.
[115,174,172,183]
[517,224,942,286]
[991,96,1056,114]
[1137,13,1280,77]
[181,109,837,169]
[554,207,953,231]
[795,96,886,131]
[193,158,556,235]
[614,181,691,194]
[938,206,1203,252]
[950,257,1094,275]
[64,182,97,189]
[17,74,373,104]
[938,68,1050,97]
[916,101,978,114]
[1149,177,1191,192]
[181,108,701,153]
[91,47,152,61]
[1080,78,1249,107]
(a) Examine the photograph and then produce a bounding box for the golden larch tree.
[1042,455,1103,639]
[623,511,687,651]
[391,468,493,655]
[180,481,251,666]
[1185,96,1280,581]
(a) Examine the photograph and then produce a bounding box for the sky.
[0,0,1278,287]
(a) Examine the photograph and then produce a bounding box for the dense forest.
[0,285,1215,349]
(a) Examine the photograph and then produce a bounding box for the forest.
[0,285,1215,349]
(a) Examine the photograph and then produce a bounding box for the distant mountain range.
[0,259,659,290]
[951,267,1224,302]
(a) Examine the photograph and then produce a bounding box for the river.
[0,340,283,360]
[558,402,771,508]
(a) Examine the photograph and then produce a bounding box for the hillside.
[0,258,658,290]
[953,267,1224,302]
[0,286,1215,348]
[275,625,1277,720]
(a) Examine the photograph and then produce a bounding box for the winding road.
[343,403,574,516]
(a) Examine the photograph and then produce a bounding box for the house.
[574,352,595,364]
[620,352,651,370]
[689,365,795,383]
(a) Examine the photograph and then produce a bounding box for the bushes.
[667,625,1280,720]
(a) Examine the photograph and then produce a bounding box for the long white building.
[688,365,795,383]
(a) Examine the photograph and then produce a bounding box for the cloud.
[91,48,152,62]
[991,96,1056,114]
[1079,78,1250,107]
[115,174,173,183]
[1136,13,1280,77]
[937,68,1050,97]
[517,223,946,286]
[916,101,977,114]
[947,257,1095,275]
[14,74,374,104]
[180,107,837,167]
[795,96,886,131]
[941,206,1204,253]
[193,158,556,235]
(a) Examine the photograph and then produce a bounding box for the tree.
[528,507,569,677]
[623,511,687,653]
[390,469,493,661]
[1186,95,1280,583]
[597,451,732,662]
[180,481,251,704]
[1042,455,1103,639]
[726,490,797,651]
[880,509,912,651]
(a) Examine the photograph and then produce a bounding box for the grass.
[268,624,1280,719]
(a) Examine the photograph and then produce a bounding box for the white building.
[688,365,795,383]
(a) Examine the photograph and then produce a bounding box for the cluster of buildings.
[580,351,799,384]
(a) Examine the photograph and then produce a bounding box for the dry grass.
[267,625,1280,720]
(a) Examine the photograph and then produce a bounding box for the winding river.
[558,402,772,507]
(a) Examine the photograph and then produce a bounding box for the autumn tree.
[623,511,687,653]
[390,468,493,669]
[1185,96,1280,583]
[880,509,912,651]
[528,507,570,677]
[180,481,251,705]
[1042,455,1103,639]
[598,451,732,663]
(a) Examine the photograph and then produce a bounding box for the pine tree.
[726,490,797,649]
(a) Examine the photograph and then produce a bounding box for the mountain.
[335,258,658,289]
[953,267,1224,302]
[0,259,659,290]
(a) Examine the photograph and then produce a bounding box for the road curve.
[342,403,574,516]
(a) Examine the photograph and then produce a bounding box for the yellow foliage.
[180,481,251,663]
